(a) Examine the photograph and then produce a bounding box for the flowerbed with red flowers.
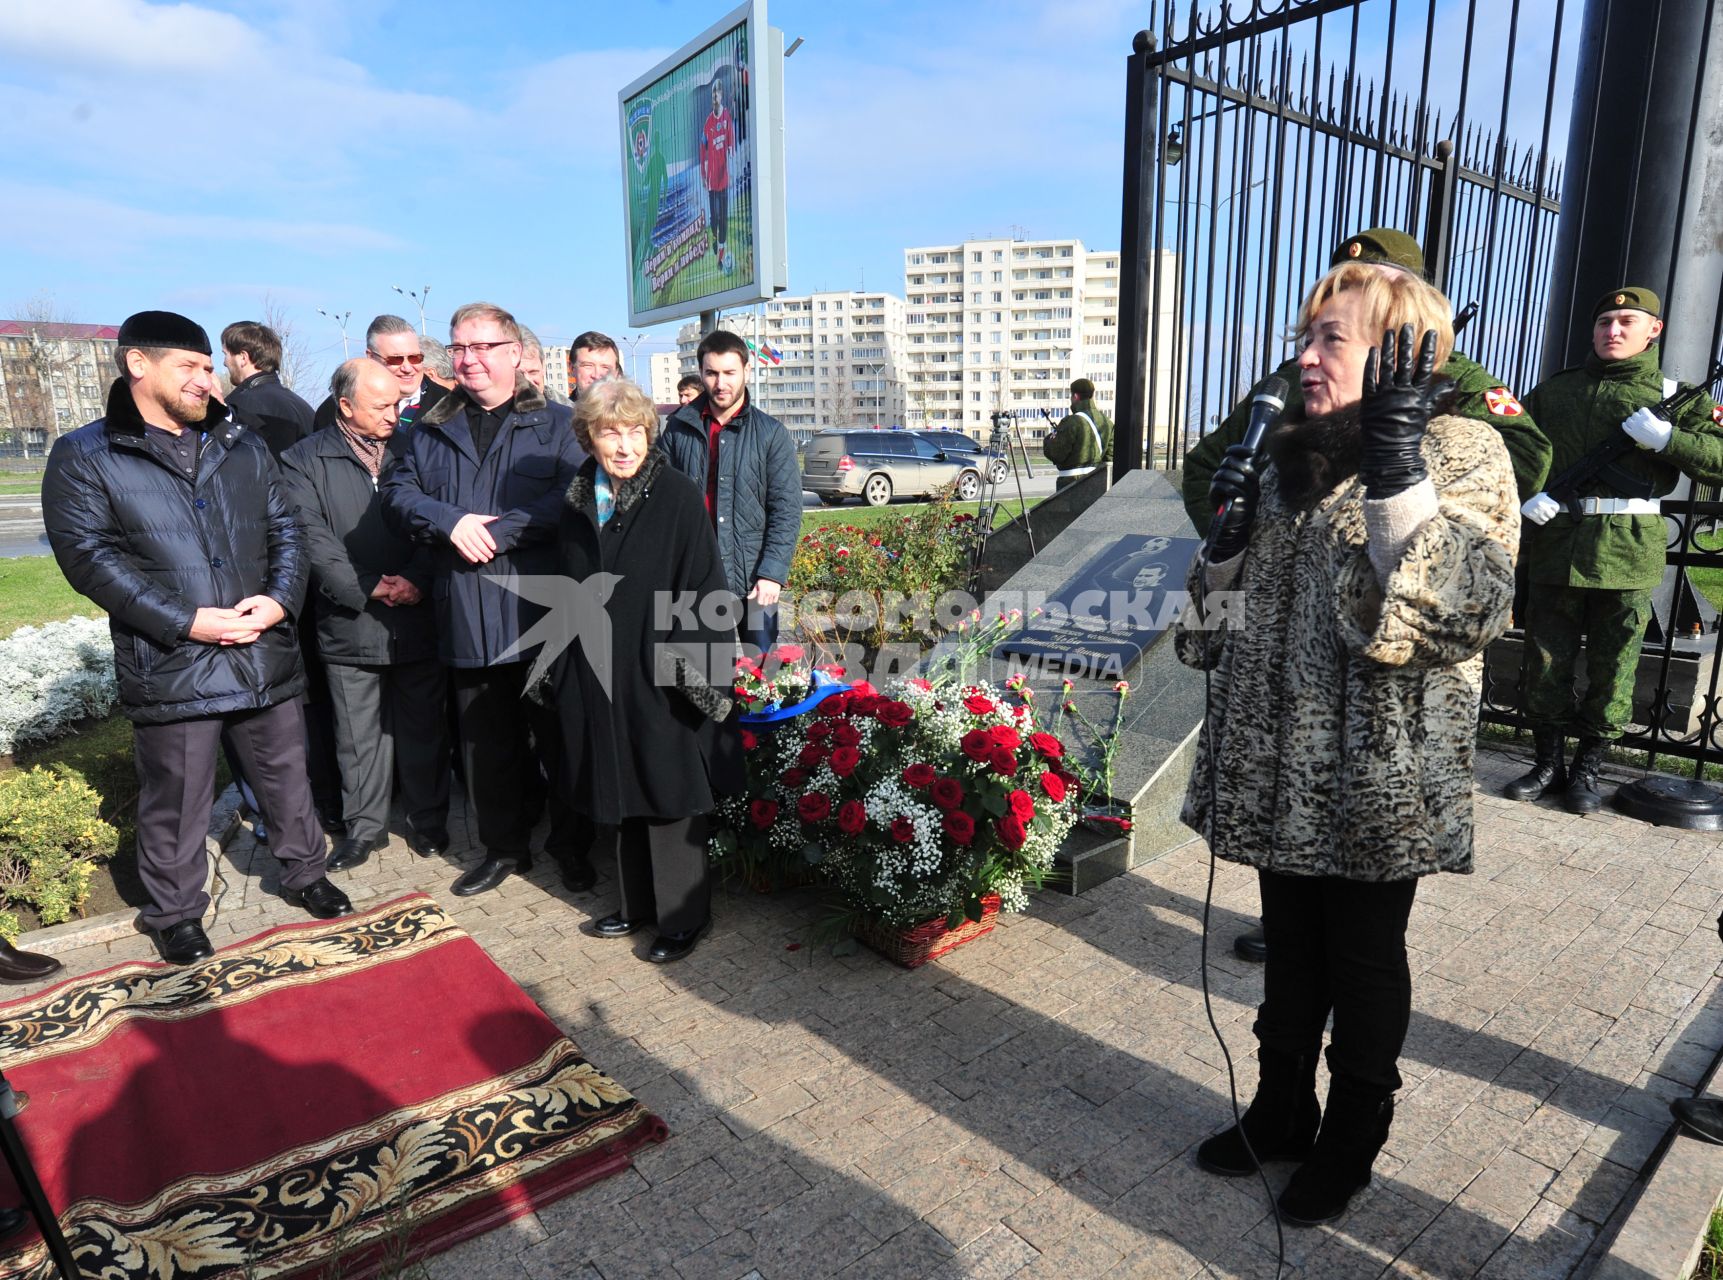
[711,659,1080,933]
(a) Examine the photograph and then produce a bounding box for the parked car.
[801,430,984,507]
[914,430,1010,486]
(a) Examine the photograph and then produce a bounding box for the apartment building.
[0,321,118,457]
[900,237,1180,444]
[541,344,571,399]
[647,351,682,405]
[676,289,909,432]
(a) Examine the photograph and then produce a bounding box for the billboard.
[619,0,787,328]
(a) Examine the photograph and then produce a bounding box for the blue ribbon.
[739,669,852,724]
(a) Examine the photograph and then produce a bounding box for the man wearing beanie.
[42,310,352,965]
[1507,288,1723,813]
[1182,227,1551,533]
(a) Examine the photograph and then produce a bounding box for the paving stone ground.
[16,745,1723,1279]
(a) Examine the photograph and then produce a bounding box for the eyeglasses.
[447,341,519,359]
[369,351,426,368]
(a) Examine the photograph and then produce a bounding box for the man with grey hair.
[384,301,594,897]
[314,314,448,433]
[519,326,571,406]
[420,335,456,388]
[282,358,450,870]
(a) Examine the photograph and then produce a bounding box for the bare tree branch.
[259,294,317,396]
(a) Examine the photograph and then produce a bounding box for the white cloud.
[0,181,405,259]
[0,0,264,74]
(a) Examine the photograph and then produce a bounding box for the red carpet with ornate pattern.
[0,893,666,1279]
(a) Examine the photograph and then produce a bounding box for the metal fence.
[1122,0,1572,466]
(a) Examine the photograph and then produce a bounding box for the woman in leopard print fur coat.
[1175,263,1521,1226]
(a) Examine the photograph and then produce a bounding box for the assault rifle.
[1545,359,1723,521]
[1452,300,1480,338]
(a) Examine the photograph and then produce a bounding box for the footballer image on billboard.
[620,0,787,327]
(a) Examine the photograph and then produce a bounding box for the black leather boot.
[1563,737,1607,814]
[1197,1049,1320,1176]
[1503,728,1566,801]
[1278,1082,1394,1226]
[1233,927,1268,964]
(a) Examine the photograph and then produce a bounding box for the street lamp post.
[622,333,649,383]
[317,308,352,358]
[391,285,432,335]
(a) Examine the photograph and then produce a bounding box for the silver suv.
[802,430,984,507]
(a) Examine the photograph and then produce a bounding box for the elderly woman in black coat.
[553,379,742,963]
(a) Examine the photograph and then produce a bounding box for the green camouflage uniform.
[1043,398,1114,489]
[1182,351,1551,535]
[1519,346,1723,739]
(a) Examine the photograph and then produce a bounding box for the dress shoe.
[0,940,63,983]
[157,921,216,965]
[326,833,386,872]
[560,859,598,894]
[318,811,347,836]
[1673,1097,1723,1143]
[647,920,709,964]
[451,856,529,897]
[404,820,451,857]
[1233,927,1268,964]
[251,818,270,844]
[0,1206,26,1239]
[281,877,353,920]
[592,914,644,939]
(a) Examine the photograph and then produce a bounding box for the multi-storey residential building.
[541,344,571,399]
[900,237,1181,447]
[675,290,909,432]
[648,351,681,405]
[0,321,118,457]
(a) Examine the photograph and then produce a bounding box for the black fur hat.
[116,310,211,356]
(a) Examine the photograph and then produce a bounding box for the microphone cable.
[1200,575,1287,1280]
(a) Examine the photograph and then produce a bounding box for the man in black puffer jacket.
[42,311,351,965]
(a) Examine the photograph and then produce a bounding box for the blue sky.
[0,0,1579,393]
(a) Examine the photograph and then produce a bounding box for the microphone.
[1211,375,1289,534]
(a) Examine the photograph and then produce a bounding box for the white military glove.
[1521,492,1560,525]
[1622,406,1673,452]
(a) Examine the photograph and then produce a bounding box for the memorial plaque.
[995,533,1202,679]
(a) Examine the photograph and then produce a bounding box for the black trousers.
[1255,868,1419,1095]
[450,661,588,865]
[708,188,729,251]
[134,700,326,931]
[616,814,711,935]
[324,658,450,843]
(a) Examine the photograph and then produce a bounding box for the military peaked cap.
[1329,228,1426,276]
[1593,287,1661,320]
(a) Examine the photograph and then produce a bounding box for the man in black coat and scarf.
[281,358,450,872]
[43,311,351,965]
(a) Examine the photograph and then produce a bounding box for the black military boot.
[1278,1081,1394,1227]
[1196,1048,1320,1177]
[1503,728,1566,801]
[1563,737,1607,815]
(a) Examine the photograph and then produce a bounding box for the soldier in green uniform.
[1182,228,1551,535]
[1506,287,1723,813]
[1042,378,1114,489]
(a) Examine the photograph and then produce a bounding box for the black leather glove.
[1207,443,1260,562]
[1359,324,1440,500]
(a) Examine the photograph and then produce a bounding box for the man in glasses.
[314,314,448,433]
[383,302,594,898]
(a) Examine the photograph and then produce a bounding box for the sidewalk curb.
[16,784,245,957]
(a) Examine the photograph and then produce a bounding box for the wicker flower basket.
[854,893,1002,969]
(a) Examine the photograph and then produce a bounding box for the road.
[0,471,1067,559]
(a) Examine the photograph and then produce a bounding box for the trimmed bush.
[0,767,119,939]
[0,616,116,756]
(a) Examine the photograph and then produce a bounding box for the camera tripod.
[0,1074,77,1278]
[966,409,1039,594]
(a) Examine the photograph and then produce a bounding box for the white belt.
[1576,497,1660,516]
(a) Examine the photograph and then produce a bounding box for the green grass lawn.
[0,479,42,496]
[1688,566,1723,612]
[0,555,98,636]
[801,496,1042,539]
